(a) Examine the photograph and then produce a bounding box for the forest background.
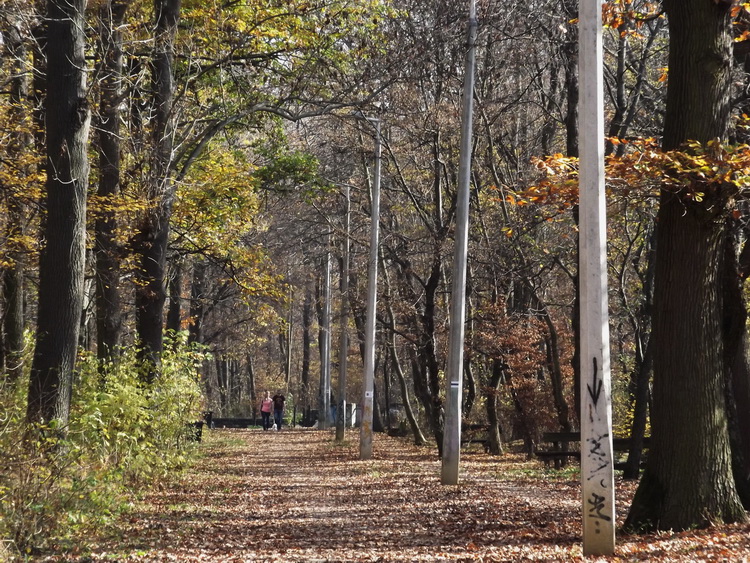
[3,0,750,556]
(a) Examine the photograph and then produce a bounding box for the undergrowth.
[0,332,208,558]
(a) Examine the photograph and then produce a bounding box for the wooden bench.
[461,424,490,452]
[535,432,650,470]
[210,417,262,428]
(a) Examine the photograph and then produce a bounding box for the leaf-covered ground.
[48,429,750,561]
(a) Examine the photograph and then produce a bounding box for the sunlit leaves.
[174,146,260,252]
[508,136,750,214]
[602,0,663,34]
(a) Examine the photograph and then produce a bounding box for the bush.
[0,332,209,555]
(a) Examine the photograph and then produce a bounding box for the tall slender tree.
[134,0,181,379]
[95,0,129,365]
[2,9,31,383]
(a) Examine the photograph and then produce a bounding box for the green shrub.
[0,331,209,555]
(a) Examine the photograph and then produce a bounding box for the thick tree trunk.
[96,0,128,364]
[625,0,746,532]
[626,194,744,529]
[26,0,90,425]
[134,0,181,379]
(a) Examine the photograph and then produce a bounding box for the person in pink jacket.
[260,391,273,430]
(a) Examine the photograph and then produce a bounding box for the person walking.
[260,391,273,430]
[272,391,286,431]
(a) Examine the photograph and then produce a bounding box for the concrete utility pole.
[579,0,615,555]
[335,185,351,442]
[360,117,382,460]
[319,234,332,429]
[441,0,477,486]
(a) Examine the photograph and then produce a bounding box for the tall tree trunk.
[3,17,30,383]
[27,0,90,426]
[526,285,572,433]
[625,0,746,531]
[623,229,656,480]
[561,0,579,159]
[562,0,581,423]
[396,256,444,453]
[462,280,476,418]
[166,259,182,334]
[722,217,750,507]
[95,0,128,365]
[301,283,312,407]
[134,0,181,380]
[247,354,257,421]
[485,361,505,455]
[382,255,426,445]
[623,338,653,480]
[188,259,207,345]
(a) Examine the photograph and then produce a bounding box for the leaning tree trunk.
[382,255,426,445]
[134,0,181,381]
[623,226,656,479]
[398,257,444,453]
[625,0,746,532]
[623,338,652,480]
[26,0,90,426]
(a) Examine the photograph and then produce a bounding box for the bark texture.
[27,0,90,425]
[3,16,29,383]
[625,0,746,531]
[134,0,181,378]
[96,0,128,364]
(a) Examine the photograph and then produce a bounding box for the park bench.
[534,431,650,470]
[210,417,263,428]
[461,424,491,452]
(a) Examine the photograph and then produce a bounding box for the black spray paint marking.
[587,356,603,406]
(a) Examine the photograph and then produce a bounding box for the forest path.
[65,428,750,562]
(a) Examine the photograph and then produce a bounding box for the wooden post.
[441,0,477,486]
[360,118,382,460]
[579,0,615,554]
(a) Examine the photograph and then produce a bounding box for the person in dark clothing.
[272,392,286,430]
